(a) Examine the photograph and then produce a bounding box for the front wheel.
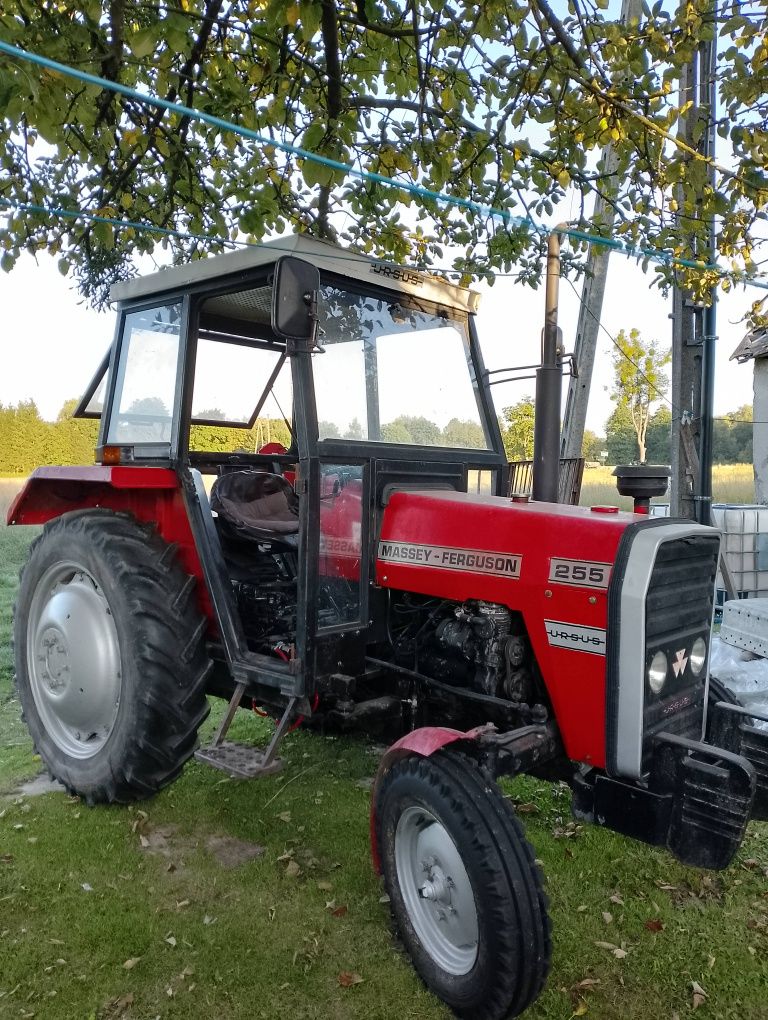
[14,510,211,804]
[375,752,551,1019]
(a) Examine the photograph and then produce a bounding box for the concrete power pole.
[670,13,716,520]
[561,0,644,460]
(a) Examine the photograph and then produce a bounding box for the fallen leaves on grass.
[552,822,583,840]
[691,980,707,1009]
[507,799,539,815]
[122,957,141,970]
[594,941,628,959]
[601,912,613,925]
[97,992,134,1019]
[338,972,364,987]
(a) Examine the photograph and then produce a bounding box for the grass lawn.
[1,478,767,1020]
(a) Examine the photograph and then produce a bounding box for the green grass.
[1,478,767,1019]
[0,480,39,789]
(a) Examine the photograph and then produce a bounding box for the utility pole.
[533,229,564,502]
[670,4,717,520]
[560,0,644,460]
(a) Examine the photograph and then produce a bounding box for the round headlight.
[690,636,707,676]
[648,651,668,694]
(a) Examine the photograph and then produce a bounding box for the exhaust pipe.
[532,227,564,502]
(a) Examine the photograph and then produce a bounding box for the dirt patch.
[205,834,265,869]
[7,772,66,798]
[138,823,264,869]
[139,822,181,858]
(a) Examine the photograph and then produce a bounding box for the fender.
[369,724,492,872]
[7,466,213,621]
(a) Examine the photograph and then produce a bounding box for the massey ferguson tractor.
[7,235,768,1019]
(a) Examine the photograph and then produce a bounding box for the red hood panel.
[377,490,640,767]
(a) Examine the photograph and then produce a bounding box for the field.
[579,463,756,510]
[1,475,767,1020]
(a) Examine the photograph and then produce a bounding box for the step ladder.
[195,683,298,779]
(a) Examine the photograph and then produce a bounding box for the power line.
[0,196,525,278]
[1,38,767,293]
[564,275,675,411]
[564,276,766,427]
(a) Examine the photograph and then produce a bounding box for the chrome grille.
[644,534,720,756]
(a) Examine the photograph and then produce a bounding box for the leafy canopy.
[0,0,766,309]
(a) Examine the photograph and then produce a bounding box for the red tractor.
[8,236,767,1019]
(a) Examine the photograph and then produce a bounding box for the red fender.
[369,724,493,872]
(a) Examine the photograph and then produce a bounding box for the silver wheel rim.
[26,561,122,759]
[394,805,479,976]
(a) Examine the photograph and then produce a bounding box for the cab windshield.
[314,285,490,450]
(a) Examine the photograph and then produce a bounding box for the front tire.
[14,510,210,803]
[375,752,551,1019]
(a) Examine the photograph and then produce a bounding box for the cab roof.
[109,233,481,315]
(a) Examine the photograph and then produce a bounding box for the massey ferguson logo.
[672,648,689,677]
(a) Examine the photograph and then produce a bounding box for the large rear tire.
[14,510,210,803]
[375,751,551,1019]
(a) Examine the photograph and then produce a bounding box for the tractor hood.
[376,489,636,605]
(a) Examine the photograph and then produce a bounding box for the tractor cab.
[75,235,506,725]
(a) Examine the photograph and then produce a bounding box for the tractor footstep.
[195,741,284,779]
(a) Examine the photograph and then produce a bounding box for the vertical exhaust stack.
[532,229,564,503]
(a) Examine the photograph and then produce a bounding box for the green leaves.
[0,0,764,317]
[129,28,157,61]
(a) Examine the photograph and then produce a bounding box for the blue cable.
[0,38,766,291]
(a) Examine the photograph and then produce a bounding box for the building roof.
[731,326,768,364]
[109,233,481,314]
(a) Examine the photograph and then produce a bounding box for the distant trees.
[0,400,99,475]
[0,400,294,474]
[499,398,536,461]
[581,429,604,462]
[602,402,752,466]
[611,329,671,463]
[0,398,753,475]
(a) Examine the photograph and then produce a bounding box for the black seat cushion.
[210,470,299,544]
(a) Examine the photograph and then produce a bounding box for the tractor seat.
[210,470,299,546]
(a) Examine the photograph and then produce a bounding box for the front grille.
[645,535,720,645]
[643,535,720,757]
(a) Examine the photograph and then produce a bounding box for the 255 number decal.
[548,559,611,589]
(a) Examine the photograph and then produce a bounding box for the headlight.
[648,651,668,694]
[690,636,707,676]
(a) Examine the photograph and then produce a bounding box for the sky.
[0,243,758,435]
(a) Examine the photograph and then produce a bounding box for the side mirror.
[271,256,320,341]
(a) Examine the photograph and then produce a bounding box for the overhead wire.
[562,275,763,425]
[0,38,767,292]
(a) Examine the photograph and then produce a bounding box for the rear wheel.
[375,752,551,1019]
[14,510,210,803]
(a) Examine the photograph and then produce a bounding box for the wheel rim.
[394,804,479,976]
[26,561,122,759]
